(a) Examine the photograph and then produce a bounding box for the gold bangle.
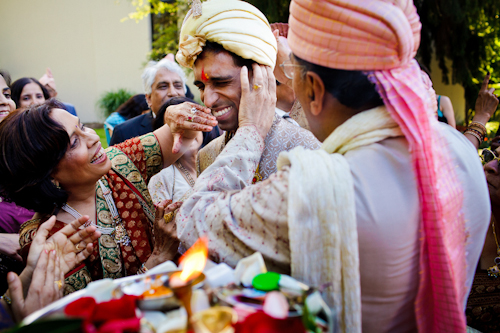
[468,125,486,136]
[465,130,483,144]
[470,121,487,133]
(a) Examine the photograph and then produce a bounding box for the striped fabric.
[288,1,467,332]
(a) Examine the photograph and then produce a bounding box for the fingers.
[75,242,94,265]
[44,251,56,293]
[7,272,24,322]
[68,224,99,245]
[35,216,57,244]
[240,66,250,95]
[166,201,183,213]
[172,133,183,154]
[53,253,62,296]
[59,215,90,237]
[155,201,166,221]
[267,66,276,98]
[481,72,491,91]
[252,63,264,92]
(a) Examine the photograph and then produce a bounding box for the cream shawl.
[277,106,402,333]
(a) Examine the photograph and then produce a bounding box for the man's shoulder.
[268,116,321,150]
[197,135,225,174]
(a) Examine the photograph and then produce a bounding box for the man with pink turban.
[174,1,489,332]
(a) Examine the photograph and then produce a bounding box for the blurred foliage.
[97,89,135,118]
[245,0,291,23]
[416,0,500,124]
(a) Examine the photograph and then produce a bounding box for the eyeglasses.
[481,148,500,164]
[279,59,305,80]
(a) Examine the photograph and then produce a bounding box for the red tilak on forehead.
[202,68,209,82]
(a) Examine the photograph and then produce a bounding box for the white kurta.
[148,165,193,204]
[176,124,490,332]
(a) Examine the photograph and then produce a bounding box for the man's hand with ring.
[164,102,218,154]
[238,63,277,139]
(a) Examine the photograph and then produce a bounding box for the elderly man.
[110,59,189,145]
[166,0,319,180]
[172,0,490,332]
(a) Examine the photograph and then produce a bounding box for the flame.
[179,237,208,281]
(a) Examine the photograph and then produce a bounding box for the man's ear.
[145,94,152,109]
[306,72,325,116]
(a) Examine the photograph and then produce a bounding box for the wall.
[429,55,466,125]
[0,0,151,123]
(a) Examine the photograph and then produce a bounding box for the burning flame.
[179,237,208,281]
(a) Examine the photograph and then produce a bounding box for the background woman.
[10,77,50,108]
[149,97,204,204]
[0,70,35,295]
[0,99,213,294]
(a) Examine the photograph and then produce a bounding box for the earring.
[52,179,61,189]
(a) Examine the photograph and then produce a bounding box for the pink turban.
[289,1,467,332]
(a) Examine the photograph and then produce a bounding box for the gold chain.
[175,162,196,188]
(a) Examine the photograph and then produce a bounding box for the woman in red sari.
[0,99,215,294]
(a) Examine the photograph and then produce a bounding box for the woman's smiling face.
[0,75,15,122]
[50,108,111,190]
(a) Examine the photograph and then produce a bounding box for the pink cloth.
[288,1,467,332]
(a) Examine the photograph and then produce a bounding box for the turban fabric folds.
[289,1,467,332]
[176,0,277,69]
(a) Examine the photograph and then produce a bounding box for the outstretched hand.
[164,102,217,154]
[474,73,499,123]
[238,63,276,139]
[7,249,64,322]
[26,216,101,275]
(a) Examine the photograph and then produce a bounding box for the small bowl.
[115,271,205,311]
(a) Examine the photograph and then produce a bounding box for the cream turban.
[176,0,277,69]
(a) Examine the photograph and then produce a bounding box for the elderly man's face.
[193,50,242,131]
[146,68,185,115]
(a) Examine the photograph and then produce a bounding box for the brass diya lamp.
[169,237,208,331]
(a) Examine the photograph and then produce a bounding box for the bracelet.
[1,293,12,306]
[465,129,483,144]
[137,263,149,275]
[467,127,485,138]
[470,121,487,133]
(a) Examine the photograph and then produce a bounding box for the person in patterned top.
[0,99,186,294]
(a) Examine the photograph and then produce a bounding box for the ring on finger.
[164,212,175,223]
[253,84,263,90]
[75,243,81,251]
[55,280,63,289]
[187,116,193,122]
[190,107,198,115]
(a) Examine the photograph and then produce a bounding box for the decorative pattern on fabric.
[95,178,123,280]
[288,100,310,130]
[197,114,320,181]
[277,105,403,333]
[104,133,162,276]
[63,265,92,296]
[466,269,500,332]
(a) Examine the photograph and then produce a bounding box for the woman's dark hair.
[11,77,50,108]
[153,96,222,149]
[0,99,70,214]
[294,55,384,110]
[199,41,256,69]
[116,94,149,120]
[0,70,11,87]
[153,96,197,131]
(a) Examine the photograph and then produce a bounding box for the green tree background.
[126,0,500,123]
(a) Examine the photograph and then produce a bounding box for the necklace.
[60,180,131,246]
[175,161,196,188]
[487,216,500,278]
